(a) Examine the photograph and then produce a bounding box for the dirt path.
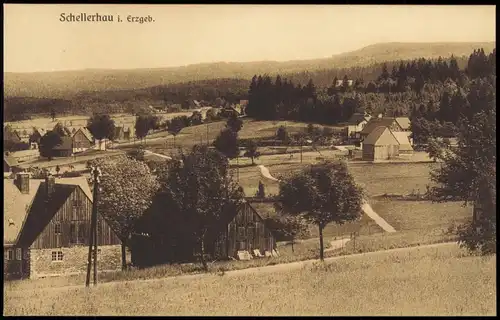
[258,165,280,182]
[362,201,397,233]
[144,150,172,160]
[257,164,397,233]
[7,242,458,293]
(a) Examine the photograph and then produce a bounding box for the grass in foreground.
[4,244,495,316]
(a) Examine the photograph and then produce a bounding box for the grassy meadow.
[4,244,495,316]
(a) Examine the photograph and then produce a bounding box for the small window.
[16,248,22,260]
[238,227,246,239]
[54,223,62,234]
[6,249,14,261]
[51,251,63,261]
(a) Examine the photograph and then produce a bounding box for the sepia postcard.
[3,4,496,316]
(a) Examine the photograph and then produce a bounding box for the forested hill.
[4,42,495,99]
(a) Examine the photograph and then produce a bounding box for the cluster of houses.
[3,171,277,280]
[3,122,139,173]
[344,113,413,161]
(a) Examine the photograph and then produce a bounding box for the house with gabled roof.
[130,198,277,267]
[360,117,404,140]
[362,126,400,161]
[52,136,74,157]
[4,173,122,280]
[391,131,414,154]
[71,127,94,153]
[30,127,47,145]
[4,156,19,175]
[394,117,411,132]
[346,113,372,139]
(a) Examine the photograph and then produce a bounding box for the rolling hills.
[4,42,495,99]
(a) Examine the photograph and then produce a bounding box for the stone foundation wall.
[30,245,122,279]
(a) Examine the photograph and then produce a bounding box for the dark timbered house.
[130,199,276,267]
[4,173,122,280]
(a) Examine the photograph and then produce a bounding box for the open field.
[4,243,495,316]
[348,162,438,196]
[5,109,209,132]
[119,119,344,154]
[370,199,471,234]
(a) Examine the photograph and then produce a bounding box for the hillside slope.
[4,42,495,98]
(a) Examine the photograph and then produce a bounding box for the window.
[54,223,62,234]
[6,249,14,261]
[51,251,63,261]
[238,227,246,239]
[70,222,87,245]
[16,248,22,260]
[72,200,83,220]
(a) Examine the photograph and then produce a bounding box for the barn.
[362,126,400,161]
[130,199,276,267]
[4,173,122,280]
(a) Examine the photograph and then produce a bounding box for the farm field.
[4,243,495,316]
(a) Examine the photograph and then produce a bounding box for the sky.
[3,4,496,73]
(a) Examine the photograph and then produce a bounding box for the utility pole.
[86,166,101,287]
[206,123,209,146]
[236,156,240,181]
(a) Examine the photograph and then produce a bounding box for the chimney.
[16,173,30,194]
[45,174,56,197]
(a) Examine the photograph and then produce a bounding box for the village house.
[114,126,125,141]
[52,136,74,158]
[29,127,48,149]
[345,113,372,139]
[4,126,22,144]
[360,117,405,141]
[394,117,411,132]
[4,173,122,280]
[335,79,354,87]
[15,129,31,143]
[391,131,414,155]
[362,126,400,161]
[53,123,73,136]
[4,156,19,176]
[131,198,277,266]
[71,127,94,154]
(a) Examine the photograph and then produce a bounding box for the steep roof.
[9,176,93,247]
[363,126,399,146]
[4,178,43,244]
[391,131,414,151]
[33,127,47,136]
[361,117,398,135]
[4,156,19,167]
[395,117,411,131]
[53,136,73,151]
[346,113,370,125]
[73,127,94,142]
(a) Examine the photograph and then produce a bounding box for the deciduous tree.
[155,145,244,270]
[278,161,364,260]
[92,156,159,269]
[243,139,260,165]
[213,128,239,160]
